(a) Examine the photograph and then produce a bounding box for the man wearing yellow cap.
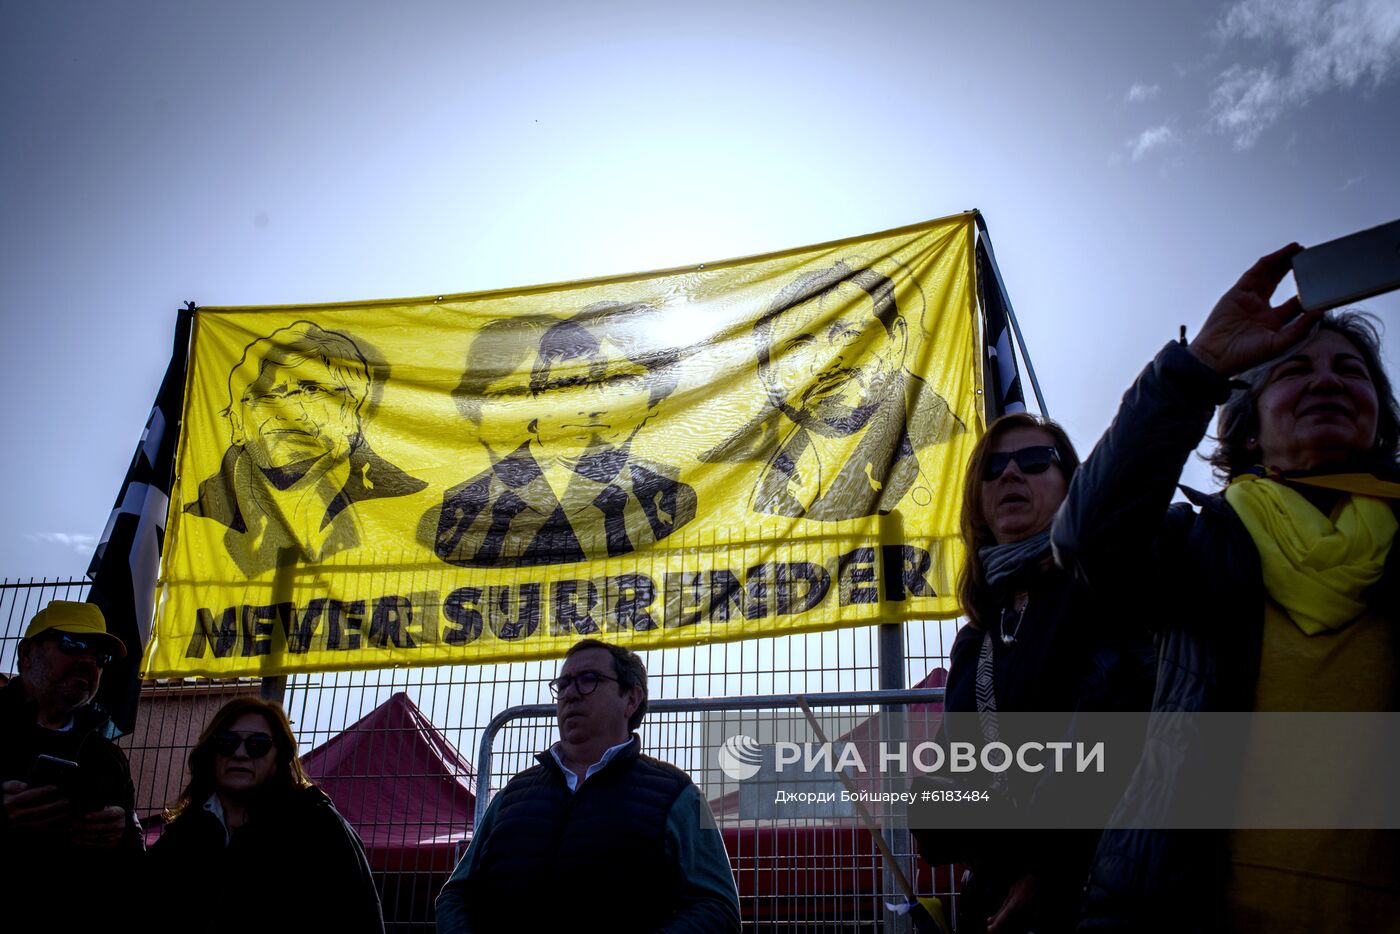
[1,600,143,931]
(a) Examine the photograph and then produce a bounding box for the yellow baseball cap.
[23,601,127,658]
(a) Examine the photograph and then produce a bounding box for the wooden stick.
[796,695,915,902]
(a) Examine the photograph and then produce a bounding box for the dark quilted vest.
[469,737,691,932]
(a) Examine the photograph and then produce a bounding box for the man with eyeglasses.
[1,600,143,931]
[437,639,740,933]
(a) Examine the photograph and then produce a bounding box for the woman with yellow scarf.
[1055,244,1399,932]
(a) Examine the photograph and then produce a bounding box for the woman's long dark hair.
[165,697,312,821]
[957,413,1080,628]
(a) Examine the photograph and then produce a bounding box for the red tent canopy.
[302,691,476,874]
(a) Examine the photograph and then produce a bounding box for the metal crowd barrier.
[2,578,961,932]
[477,689,950,932]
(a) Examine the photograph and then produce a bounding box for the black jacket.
[148,784,383,933]
[1053,342,1400,932]
[912,567,1154,934]
[0,678,143,933]
[459,737,693,933]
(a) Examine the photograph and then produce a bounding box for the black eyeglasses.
[548,671,620,699]
[48,634,113,668]
[984,445,1060,481]
[212,731,275,759]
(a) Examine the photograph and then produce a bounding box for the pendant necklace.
[999,594,1030,647]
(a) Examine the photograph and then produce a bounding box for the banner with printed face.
[144,214,985,677]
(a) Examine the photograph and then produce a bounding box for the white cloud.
[1211,0,1400,148]
[28,532,98,554]
[1128,125,1179,161]
[1126,82,1160,103]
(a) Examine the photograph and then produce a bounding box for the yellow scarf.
[1224,474,1397,636]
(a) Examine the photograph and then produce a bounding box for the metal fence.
[478,689,952,931]
[1,577,962,932]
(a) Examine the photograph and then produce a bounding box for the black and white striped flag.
[87,306,192,735]
[975,216,1027,419]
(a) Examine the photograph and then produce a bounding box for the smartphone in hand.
[1293,219,1400,312]
[28,754,79,796]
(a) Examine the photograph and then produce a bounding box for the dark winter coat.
[0,677,144,933]
[912,566,1154,934]
[1053,341,1400,932]
[148,784,383,933]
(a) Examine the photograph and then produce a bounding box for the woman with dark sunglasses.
[149,697,384,933]
[911,413,1153,934]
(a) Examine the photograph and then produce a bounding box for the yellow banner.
[145,215,984,677]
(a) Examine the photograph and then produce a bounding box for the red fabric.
[301,691,476,873]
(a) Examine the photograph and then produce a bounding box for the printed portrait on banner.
[700,260,965,520]
[422,301,698,567]
[184,321,427,576]
[149,214,984,678]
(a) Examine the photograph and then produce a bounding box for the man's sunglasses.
[548,671,620,699]
[984,446,1060,481]
[48,634,113,668]
[212,731,275,759]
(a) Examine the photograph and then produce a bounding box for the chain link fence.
[2,577,961,931]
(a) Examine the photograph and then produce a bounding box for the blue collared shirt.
[547,737,632,792]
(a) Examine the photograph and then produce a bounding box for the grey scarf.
[979,529,1052,588]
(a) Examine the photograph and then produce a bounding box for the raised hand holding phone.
[1189,244,1322,377]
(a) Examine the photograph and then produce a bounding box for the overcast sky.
[3,0,1398,579]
